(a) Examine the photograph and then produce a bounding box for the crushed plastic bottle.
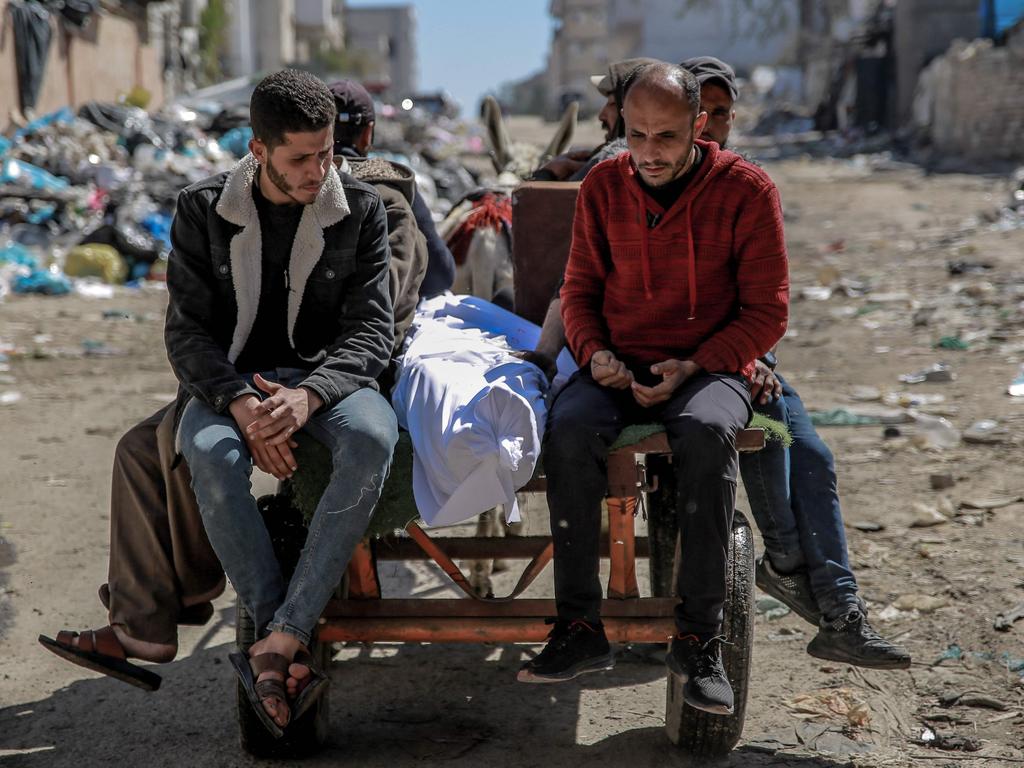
[908,411,961,450]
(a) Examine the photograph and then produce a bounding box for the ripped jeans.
[178,374,397,646]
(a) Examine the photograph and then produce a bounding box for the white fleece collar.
[215,153,350,363]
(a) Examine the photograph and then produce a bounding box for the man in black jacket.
[168,70,397,733]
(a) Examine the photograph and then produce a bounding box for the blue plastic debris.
[1,158,70,191]
[12,269,72,296]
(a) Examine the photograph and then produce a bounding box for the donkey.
[436,97,577,597]
[438,96,578,305]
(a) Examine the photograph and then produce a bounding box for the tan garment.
[102,405,224,645]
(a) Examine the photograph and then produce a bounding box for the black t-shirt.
[233,179,306,374]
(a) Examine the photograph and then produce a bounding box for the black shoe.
[666,634,735,715]
[807,608,912,669]
[517,620,614,683]
[755,555,821,627]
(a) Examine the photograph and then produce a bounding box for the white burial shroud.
[391,294,576,527]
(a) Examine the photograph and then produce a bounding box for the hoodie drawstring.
[685,201,696,320]
[640,215,654,301]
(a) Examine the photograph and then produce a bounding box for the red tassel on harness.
[447,192,513,266]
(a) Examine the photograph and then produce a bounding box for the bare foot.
[249,631,301,727]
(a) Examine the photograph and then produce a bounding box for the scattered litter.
[947,260,993,275]
[929,472,956,490]
[909,412,961,450]
[893,594,948,612]
[756,596,791,620]
[783,688,871,728]
[850,520,885,532]
[961,495,1023,510]
[1010,365,1024,397]
[910,502,949,528]
[934,336,969,350]
[81,340,126,357]
[917,728,982,752]
[994,600,1024,632]
[801,286,833,301]
[0,391,22,406]
[848,385,881,402]
[900,363,956,384]
[883,391,946,408]
[810,406,911,427]
[963,419,1008,445]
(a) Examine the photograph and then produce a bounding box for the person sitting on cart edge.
[40,69,397,738]
[168,69,397,736]
[529,56,910,672]
[38,75,430,711]
[517,62,789,718]
[680,55,910,670]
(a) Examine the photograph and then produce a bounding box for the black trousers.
[544,369,751,636]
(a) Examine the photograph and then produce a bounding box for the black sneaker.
[517,620,614,683]
[807,608,912,669]
[666,634,735,715]
[755,555,821,627]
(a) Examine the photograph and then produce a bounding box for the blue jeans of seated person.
[738,373,859,621]
[178,372,398,646]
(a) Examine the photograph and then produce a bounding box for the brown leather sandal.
[289,648,329,720]
[38,627,162,691]
[229,651,292,738]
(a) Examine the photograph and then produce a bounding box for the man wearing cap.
[532,58,657,183]
[328,80,455,300]
[680,55,911,671]
[328,79,426,371]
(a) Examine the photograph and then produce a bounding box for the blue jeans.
[178,375,398,646]
[738,373,858,620]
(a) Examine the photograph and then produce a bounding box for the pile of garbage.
[1,92,494,302]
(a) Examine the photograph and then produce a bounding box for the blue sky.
[345,0,553,115]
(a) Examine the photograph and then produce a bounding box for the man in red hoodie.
[517,62,789,716]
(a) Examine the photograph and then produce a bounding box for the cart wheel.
[234,493,332,758]
[664,510,755,756]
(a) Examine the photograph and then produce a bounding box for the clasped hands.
[590,349,701,407]
[229,374,323,481]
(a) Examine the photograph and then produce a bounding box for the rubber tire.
[234,493,332,759]
[663,510,755,756]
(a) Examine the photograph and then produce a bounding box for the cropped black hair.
[250,69,336,149]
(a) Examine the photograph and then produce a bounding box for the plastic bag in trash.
[0,158,70,191]
[65,244,127,284]
[13,268,71,295]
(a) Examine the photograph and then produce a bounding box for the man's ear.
[694,111,709,138]
[249,137,266,163]
[356,121,375,154]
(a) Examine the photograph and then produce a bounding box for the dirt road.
[2,134,1023,766]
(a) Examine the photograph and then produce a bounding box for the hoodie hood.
[616,139,741,317]
[336,155,418,206]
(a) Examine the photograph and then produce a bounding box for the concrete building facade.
[344,4,417,97]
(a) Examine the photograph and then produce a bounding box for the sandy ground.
[2,119,1024,767]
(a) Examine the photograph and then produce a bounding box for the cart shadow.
[4,603,869,768]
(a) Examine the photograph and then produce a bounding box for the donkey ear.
[482,95,512,174]
[540,100,578,165]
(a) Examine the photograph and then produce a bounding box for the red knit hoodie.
[560,140,789,380]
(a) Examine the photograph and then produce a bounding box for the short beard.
[263,156,303,204]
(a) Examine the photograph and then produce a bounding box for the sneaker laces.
[836,609,882,641]
[677,633,732,677]
[544,618,597,649]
